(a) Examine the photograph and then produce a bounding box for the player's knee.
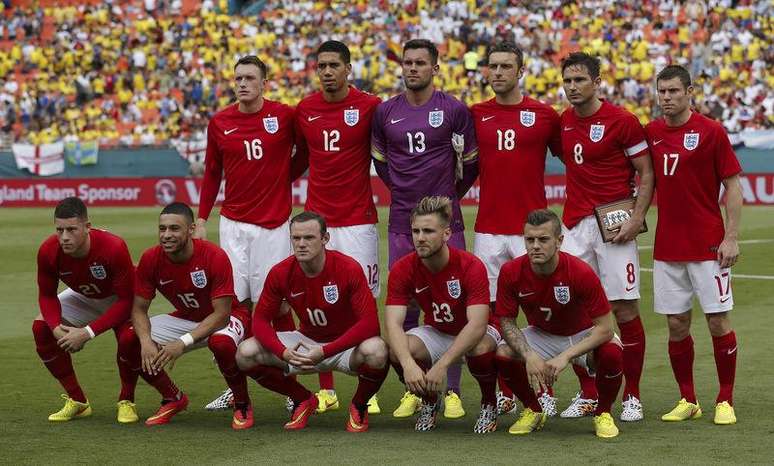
[359,337,388,368]
[611,300,639,322]
[495,343,517,360]
[236,338,261,370]
[594,341,623,371]
[667,312,691,339]
[469,335,495,357]
[208,334,236,358]
[706,312,732,337]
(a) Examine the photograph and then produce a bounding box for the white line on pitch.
[638,239,774,251]
[640,268,774,280]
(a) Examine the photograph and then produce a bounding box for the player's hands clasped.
[544,354,571,387]
[424,364,447,394]
[717,237,739,268]
[403,361,428,395]
[152,340,185,372]
[140,340,161,375]
[283,342,322,370]
[57,325,90,353]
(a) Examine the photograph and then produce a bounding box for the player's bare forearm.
[559,313,614,363]
[723,175,742,240]
[385,305,415,367]
[436,305,488,369]
[130,295,154,344]
[631,155,655,221]
[500,317,533,359]
[188,296,231,343]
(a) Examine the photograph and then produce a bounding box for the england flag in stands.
[12,142,65,176]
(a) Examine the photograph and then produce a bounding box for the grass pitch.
[1,206,773,464]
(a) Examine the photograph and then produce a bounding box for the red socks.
[712,331,737,405]
[494,355,541,412]
[467,351,497,406]
[668,335,696,403]
[33,320,87,403]
[352,364,389,408]
[208,334,250,405]
[593,341,623,415]
[318,371,334,391]
[116,325,179,400]
[498,373,514,398]
[573,364,598,399]
[618,316,645,399]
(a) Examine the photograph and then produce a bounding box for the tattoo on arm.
[501,318,532,358]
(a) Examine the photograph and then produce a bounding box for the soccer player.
[470,41,563,416]
[385,196,500,433]
[559,52,654,421]
[495,209,624,438]
[294,40,382,414]
[33,197,138,423]
[117,202,252,429]
[235,212,388,433]
[195,55,305,411]
[372,39,479,419]
[646,65,742,425]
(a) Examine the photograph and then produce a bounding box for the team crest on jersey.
[589,124,605,143]
[520,111,536,127]
[554,286,570,305]
[683,132,700,151]
[190,270,207,288]
[89,264,106,280]
[447,279,461,299]
[344,109,359,127]
[428,110,444,128]
[263,117,279,134]
[323,285,339,304]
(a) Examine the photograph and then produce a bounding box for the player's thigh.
[248,220,292,302]
[687,261,734,314]
[406,325,454,365]
[388,232,415,268]
[328,224,380,297]
[219,216,252,302]
[467,324,502,356]
[519,326,564,361]
[58,288,115,328]
[211,314,248,346]
[149,314,201,350]
[653,260,694,314]
[570,327,621,375]
[560,218,599,273]
[595,236,641,301]
[473,233,512,302]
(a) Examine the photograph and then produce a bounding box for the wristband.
[180,333,195,347]
[84,325,96,339]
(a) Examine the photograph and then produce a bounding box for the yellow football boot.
[594,412,620,438]
[661,399,702,422]
[508,408,547,435]
[714,401,737,425]
[443,391,466,419]
[117,400,139,424]
[48,394,92,422]
[315,389,340,413]
[392,391,421,418]
[367,395,381,415]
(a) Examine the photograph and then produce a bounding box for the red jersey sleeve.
[208,248,235,300]
[88,240,134,335]
[251,266,287,359]
[37,240,63,330]
[134,249,158,300]
[619,113,649,159]
[385,258,412,306]
[547,107,563,159]
[464,258,490,307]
[712,124,742,180]
[322,268,380,357]
[576,264,611,320]
[198,119,224,221]
[494,261,520,320]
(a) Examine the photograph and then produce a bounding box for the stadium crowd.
[0,0,771,147]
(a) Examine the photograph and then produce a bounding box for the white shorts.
[473,232,526,301]
[219,215,291,303]
[149,314,246,350]
[561,215,640,301]
[653,260,734,314]
[406,324,502,365]
[59,288,116,328]
[498,325,621,376]
[327,224,380,297]
[277,331,357,375]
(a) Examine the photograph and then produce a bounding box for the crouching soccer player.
[117,202,252,429]
[385,196,500,433]
[495,209,624,438]
[34,197,137,422]
[236,211,388,432]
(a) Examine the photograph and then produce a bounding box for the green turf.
[2,206,773,464]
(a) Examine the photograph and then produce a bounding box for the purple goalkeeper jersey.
[371,90,478,234]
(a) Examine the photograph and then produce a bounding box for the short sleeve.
[577,265,611,320]
[619,112,649,158]
[495,262,520,319]
[385,258,413,306]
[209,248,235,300]
[134,249,158,300]
[712,124,742,180]
[464,257,490,306]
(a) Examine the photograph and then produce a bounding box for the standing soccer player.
[386,196,500,433]
[33,197,138,423]
[646,65,742,425]
[294,40,382,414]
[470,41,563,416]
[117,203,252,429]
[197,55,300,411]
[495,209,624,438]
[236,212,389,433]
[372,39,478,419]
[559,52,654,422]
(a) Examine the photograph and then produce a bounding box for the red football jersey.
[37,229,134,334]
[560,101,650,228]
[471,96,562,234]
[386,247,491,336]
[199,100,296,228]
[253,250,379,358]
[495,252,610,336]
[135,239,235,322]
[295,87,381,227]
[646,112,742,261]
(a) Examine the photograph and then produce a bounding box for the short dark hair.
[487,41,524,70]
[235,55,268,79]
[290,211,327,236]
[403,39,439,65]
[657,64,692,90]
[160,202,194,224]
[54,197,88,221]
[411,196,453,227]
[526,209,562,237]
[561,52,601,80]
[317,40,351,64]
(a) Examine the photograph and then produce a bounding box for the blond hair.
[410,196,453,227]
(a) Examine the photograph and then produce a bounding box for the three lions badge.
[684,132,699,151]
[344,109,359,127]
[554,286,570,305]
[90,264,106,280]
[190,270,207,289]
[263,117,279,134]
[323,285,339,304]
